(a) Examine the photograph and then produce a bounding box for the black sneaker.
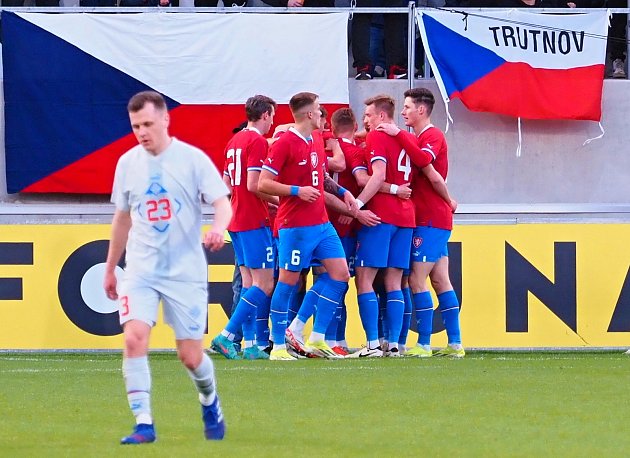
[355,65,373,80]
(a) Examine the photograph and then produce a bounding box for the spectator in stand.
[260,0,333,6]
[605,0,627,78]
[2,0,59,5]
[352,0,408,80]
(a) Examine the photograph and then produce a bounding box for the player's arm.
[222,173,233,194]
[326,138,346,173]
[103,209,131,300]
[324,192,380,227]
[421,164,457,212]
[204,195,232,252]
[323,174,358,215]
[258,169,320,202]
[247,170,279,205]
[353,167,409,198]
[354,160,386,209]
[376,124,434,168]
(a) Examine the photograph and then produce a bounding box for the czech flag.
[1,11,349,194]
[417,10,608,121]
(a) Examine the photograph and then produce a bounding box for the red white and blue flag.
[1,11,349,194]
[416,10,608,121]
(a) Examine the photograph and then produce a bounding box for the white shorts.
[118,275,208,340]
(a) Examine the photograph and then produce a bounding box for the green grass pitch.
[1,352,629,457]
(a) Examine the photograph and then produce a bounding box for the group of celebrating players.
[210,88,465,361]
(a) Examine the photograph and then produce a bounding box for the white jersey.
[112,137,229,283]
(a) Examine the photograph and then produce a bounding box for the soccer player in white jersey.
[103,91,232,444]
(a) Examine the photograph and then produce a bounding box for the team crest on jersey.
[310,151,318,168]
[413,236,423,248]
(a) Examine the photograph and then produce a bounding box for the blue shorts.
[411,226,451,263]
[355,223,412,269]
[278,222,345,272]
[311,235,357,275]
[229,227,275,269]
[340,235,357,277]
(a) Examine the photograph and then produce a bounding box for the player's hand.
[338,215,353,225]
[103,271,118,301]
[298,186,320,202]
[449,198,458,213]
[397,183,412,199]
[342,190,359,216]
[325,137,339,151]
[267,202,278,217]
[356,210,381,227]
[204,230,226,252]
[375,123,400,137]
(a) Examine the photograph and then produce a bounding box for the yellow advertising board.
[0,223,628,349]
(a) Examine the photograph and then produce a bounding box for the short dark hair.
[320,105,328,119]
[331,107,356,134]
[364,94,395,119]
[245,95,277,122]
[289,92,318,114]
[127,91,167,113]
[403,88,435,115]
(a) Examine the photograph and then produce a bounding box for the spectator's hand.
[103,271,118,301]
[287,0,303,6]
[397,182,412,199]
[298,186,320,202]
[338,215,353,225]
[356,210,381,227]
[567,1,576,6]
[375,123,400,137]
[159,0,170,5]
[204,230,226,252]
[450,198,458,213]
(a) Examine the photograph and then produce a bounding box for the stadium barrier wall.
[0,223,628,350]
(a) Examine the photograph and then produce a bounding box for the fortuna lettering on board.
[488,26,585,54]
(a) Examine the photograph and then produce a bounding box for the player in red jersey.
[377,87,463,358]
[210,95,279,360]
[285,107,380,356]
[348,94,417,357]
[258,91,358,360]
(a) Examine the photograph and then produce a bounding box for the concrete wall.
[350,79,630,205]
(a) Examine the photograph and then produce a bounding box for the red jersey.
[263,127,328,229]
[224,128,270,232]
[328,138,365,237]
[364,131,415,228]
[411,125,452,230]
[312,129,326,158]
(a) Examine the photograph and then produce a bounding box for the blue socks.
[312,278,347,335]
[399,287,413,346]
[358,292,379,343]
[225,286,256,336]
[438,290,461,344]
[385,290,404,348]
[413,291,434,346]
[296,273,329,324]
[256,293,271,348]
[270,281,295,346]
